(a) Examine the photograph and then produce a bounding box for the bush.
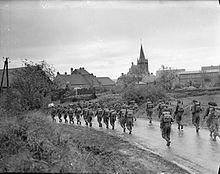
[122,84,167,104]
[0,111,74,172]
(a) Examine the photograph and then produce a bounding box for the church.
[117,44,156,86]
[127,44,150,78]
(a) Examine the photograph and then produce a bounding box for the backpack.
[195,103,201,112]
[178,106,184,113]
[147,102,154,109]
[162,111,172,123]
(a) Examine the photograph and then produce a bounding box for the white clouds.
[0,1,219,79]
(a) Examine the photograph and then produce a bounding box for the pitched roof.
[0,67,25,87]
[72,68,90,75]
[83,74,101,87]
[139,44,146,61]
[97,77,115,86]
[54,74,89,87]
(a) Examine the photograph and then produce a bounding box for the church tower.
[137,44,149,75]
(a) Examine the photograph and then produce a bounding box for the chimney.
[71,67,73,74]
[65,72,67,75]
[132,62,134,66]
[121,73,124,76]
[57,72,60,75]
[82,67,84,70]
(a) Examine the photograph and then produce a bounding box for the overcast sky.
[0,0,220,79]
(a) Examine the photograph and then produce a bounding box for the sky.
[0,0,220,79]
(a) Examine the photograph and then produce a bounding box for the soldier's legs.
[97,116,102,127]
[195,116,200,132]
[148,111,153,124]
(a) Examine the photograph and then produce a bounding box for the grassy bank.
[0,111,189,173]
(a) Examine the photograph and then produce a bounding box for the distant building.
[178,69,220,87]
[55,67,102,89]
[156,68,185,78]
[201,65,220,71]
[97,77,115,90]
[127,44,150,78]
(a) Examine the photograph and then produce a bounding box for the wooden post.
[0,58,6,93]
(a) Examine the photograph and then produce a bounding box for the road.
[55,116,220,174]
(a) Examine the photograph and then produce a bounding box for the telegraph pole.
[0,57,9,93]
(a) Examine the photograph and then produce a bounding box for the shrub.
[122,84,167,104]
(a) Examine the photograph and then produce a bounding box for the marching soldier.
[191,100,202,133]
[63,106,68,123]
[57,105,63,123]
[160,104,174,146]
[146,98,154,124]
[126,105,135,134]
[87,105,94,127]
[68,107,74,124]
[95,105,104,127]
[50,105,57,122]
[82,105,89,127]
[174,100,184,130]
[103,106,110,129]
[118,104,128,133]
[109,106,117,130]
[203,102,220,141]
[75,105,82,125]
[157,100,166,119]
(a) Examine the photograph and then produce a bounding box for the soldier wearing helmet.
[203,102,220,141]
[118,104,128,133]
[174,100,184,130]
[191,100,202,133]
[146,98,154,124]
[160,103,174,146]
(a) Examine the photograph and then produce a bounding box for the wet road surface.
[56,116,220,174]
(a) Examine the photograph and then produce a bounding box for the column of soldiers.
[50,101,137,135]
[147,98,220,146]
[50,98,220,147]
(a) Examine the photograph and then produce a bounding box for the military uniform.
[174,101,184,130]
[119,105,128,132]
[160,107,174,146]
[126,107,134,134]
[157,101,166,119]
[109,108,117,130]
[103,107,110,129]
[87,107,94,127]
[204,102,220,141]
[51,106,57,122]
[146,100,154,124]
[96,107,103,127]
[57,106,63,123]
[75,106,82,125]
[191,100,202,133]
[68,108,74,124]
[82,107,89,127]
[63,107,68,123]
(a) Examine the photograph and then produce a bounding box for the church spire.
[139,44,146,61]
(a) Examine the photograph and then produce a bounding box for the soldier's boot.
[196,127,200,133]
[209,131,213,138]
[149,119,152,124]
[59,118,62,123]
[178,124,180,130]
[181,125,183,130]
[106,124,109,129]
[89,122,92,127]
[86,122,88,127]
[213,135,217,141]
[112,125,114,130]
[166,140,171,146]
[123,127,126,133]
